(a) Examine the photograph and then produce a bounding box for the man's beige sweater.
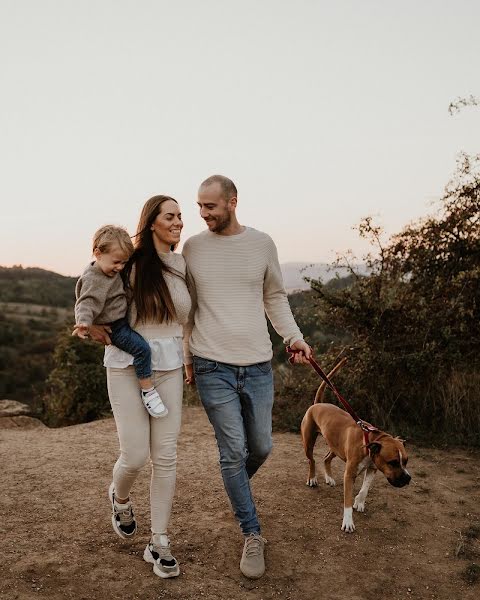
[182,227,303,366]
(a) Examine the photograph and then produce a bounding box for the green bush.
[40,327,109,427]
[287,154,480,445]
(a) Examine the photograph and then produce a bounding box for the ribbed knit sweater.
[182,227,303,366]
[75,262,127,326]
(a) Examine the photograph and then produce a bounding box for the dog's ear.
[367,442,382,456]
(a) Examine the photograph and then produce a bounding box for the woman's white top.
[103,251,191,372]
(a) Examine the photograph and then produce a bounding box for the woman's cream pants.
[106,366,183,535]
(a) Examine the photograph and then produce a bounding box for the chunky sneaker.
[240,533,267,579]
[141,387,168,418]
[143,534,180,578]
[108,482,137,540]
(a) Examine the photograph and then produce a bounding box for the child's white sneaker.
[141,387,168,418]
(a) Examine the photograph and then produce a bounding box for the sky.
[1,0,479,276]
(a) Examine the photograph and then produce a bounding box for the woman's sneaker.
[141,387,168,418]
[108,482,137,540]
[143,534,180,578]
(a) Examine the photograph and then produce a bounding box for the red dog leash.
[286,346,377,448]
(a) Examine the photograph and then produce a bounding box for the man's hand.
[72,323,112,345]
[289,339,312,364]
[184,363,195,385]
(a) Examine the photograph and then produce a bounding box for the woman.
[86,195,191,579]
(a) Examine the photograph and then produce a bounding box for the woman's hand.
[184,364,195,385]
[72,324,112,345]
[72,323,90,339]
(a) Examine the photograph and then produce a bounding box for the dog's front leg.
[353,467,376,512]
[341,465,356,533]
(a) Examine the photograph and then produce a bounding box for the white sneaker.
[141,387,168,418]
[143,534,180,578]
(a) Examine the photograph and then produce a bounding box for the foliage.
[40,327,109,427]
[286,154,480,445]
[0,266,76,308]
[0,308,64,402]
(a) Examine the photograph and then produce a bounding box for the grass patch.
[461,563,480,585]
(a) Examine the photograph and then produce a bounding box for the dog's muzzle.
[387,472,411,488]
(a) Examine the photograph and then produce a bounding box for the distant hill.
[281,262,367,292]
[0,263,367,303]
[0,267,76,402]
[0,266,77,308]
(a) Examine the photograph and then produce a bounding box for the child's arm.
[72,323,112,344]
[74,272,110,329]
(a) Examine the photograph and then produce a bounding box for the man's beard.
[207,211,231,233]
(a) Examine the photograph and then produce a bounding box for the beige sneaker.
[240,533,267,579]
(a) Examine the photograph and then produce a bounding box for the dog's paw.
[306,477,318,487]
[324,475,336,487]
[353,496,365,512]
[341,508,355,533]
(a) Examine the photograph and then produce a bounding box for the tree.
[307,153,480,444]
[41,327,110,427]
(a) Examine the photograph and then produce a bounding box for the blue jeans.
[110,317,152,380]
[193,356,274,535]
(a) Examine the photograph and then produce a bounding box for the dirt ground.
[1,406,480,600]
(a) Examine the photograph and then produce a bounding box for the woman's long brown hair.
[123,195,179,324]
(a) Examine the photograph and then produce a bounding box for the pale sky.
[1,0,479,276]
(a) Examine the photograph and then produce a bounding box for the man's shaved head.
[199,175,237,201]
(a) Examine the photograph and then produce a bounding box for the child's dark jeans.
[109,317,152,380]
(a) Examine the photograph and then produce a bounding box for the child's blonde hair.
[92,225,134,257]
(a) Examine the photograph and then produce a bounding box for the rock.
[0,416,46,430]
[0,400,31,417]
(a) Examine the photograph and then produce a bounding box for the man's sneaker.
[108,482,137,540]
[143,534,180,578]
[240,533,267,579]
[141,387,168,418]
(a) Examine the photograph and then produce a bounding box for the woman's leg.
[107,367,150,499]
[149,367,183,535]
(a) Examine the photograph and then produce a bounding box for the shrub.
[297,154,480,445]
[41,327,109,427]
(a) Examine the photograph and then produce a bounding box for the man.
[183,175,311,579]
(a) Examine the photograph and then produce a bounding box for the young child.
[74,225,167,418]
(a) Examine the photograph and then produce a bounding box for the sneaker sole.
[143,546,180,578]
[108,482,137,540]
[148,407,169,419]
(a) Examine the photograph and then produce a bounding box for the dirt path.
[1,406,479,600]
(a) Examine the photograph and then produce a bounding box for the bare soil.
[1,406,480,600]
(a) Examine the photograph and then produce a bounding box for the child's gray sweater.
[75,262,127,325]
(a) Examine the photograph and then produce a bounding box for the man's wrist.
[288,335,304,347]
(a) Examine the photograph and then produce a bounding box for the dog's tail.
[314,357,348,404]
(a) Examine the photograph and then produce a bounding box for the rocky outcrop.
[0,400,46,429]
[0,416,46,429]
[0,399,31,418]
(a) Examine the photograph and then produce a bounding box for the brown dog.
[301,358,410,532]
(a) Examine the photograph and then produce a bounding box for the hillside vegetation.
[0,267,76,402]
[0,266,76,307]
[273,153,480,446]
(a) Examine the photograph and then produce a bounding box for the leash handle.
[286,346,377,436]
